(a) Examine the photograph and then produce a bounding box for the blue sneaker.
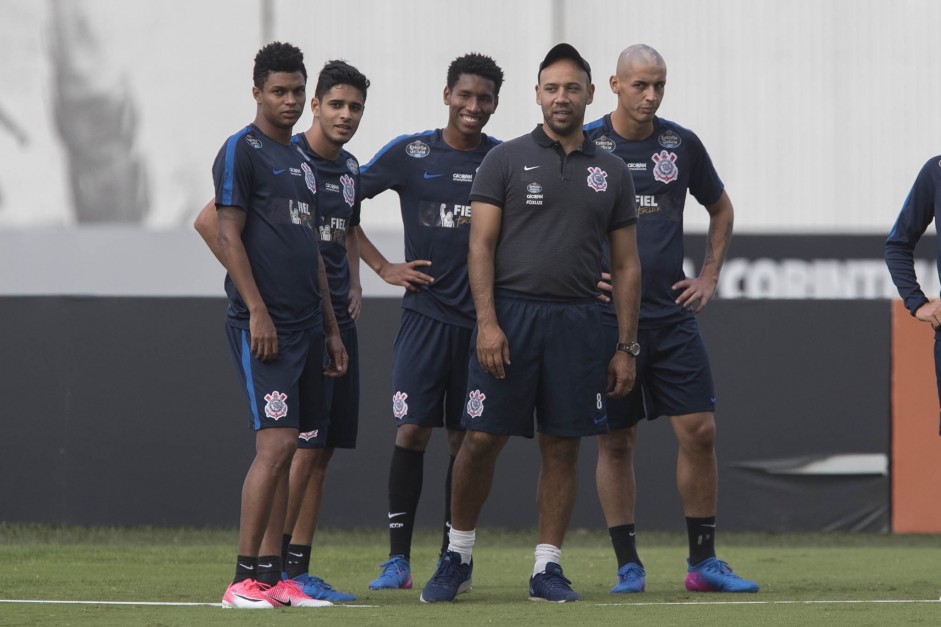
[419,551,472,603]
[610,562,646,593]
[685,557,759,592]
[529,562,580,602]
[291,573,356,602]
[368,555,412,590]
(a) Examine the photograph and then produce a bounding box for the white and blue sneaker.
[420,551,472,603]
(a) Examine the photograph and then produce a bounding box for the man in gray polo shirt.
[419,43,642,604]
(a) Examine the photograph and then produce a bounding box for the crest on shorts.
[264,391,288,420]
[299,429,319,442]
[651,150,679,183]
[340,174,356,207]
[466,390,486,419]
[406,140,430,158]
[346,158,359,175]
[392,391,409,419]
[587,166,608,192]
[301,162,318,195]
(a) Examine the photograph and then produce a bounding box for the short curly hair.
[253,41,307,89]
[446,53,504,96]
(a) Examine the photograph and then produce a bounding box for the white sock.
[447,528,476,566]
[534,543,562,576]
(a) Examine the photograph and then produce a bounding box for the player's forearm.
[355,225,390,276]
[218,232,267,315]
[468,241,498,328]
[193,199,226,266]
[346,226,362,292]
[612,256,641,345]
[701,198,734,281]
[318,253,341,335]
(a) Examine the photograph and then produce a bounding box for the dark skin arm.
[355,225,434,292]
[216,206,277,361]
[606,224,641,398]
[467,200,509,379]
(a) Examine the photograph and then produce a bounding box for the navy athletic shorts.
[297,326,360,449]
[604,316,716,429]
[225,324,327,432]
[461,290,608,438]
[390,309,471,430]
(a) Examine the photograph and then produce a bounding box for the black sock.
[686,516,717,566]
[609,523,642,568]
[388,445,424,561]
[256,555,282,587]
[440,455,455,557]
[285,544,311,579]
[234,555,257,584]
[280,533,292,565]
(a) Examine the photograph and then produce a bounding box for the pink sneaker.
[264,578,333,608]
[221,579,274,609]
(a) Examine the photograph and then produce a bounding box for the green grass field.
[0,524,938,626]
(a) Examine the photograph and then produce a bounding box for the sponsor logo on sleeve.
[406,140,430,158]
[346,158,359,175]
[658,130,682,148]
[593,135,616,152]
[245,135,262,149]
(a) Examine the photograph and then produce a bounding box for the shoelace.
[541,568,573,590]
[308,576,336,590]
[379,559,405,574]
[430,556,458,584]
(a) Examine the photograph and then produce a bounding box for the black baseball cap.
[538,43,592,83]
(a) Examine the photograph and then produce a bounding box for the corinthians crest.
[264,391,288,420]
[392,391,409,419]
[340,174,356,207]
[651,150,679,183]
[466,389,486,419]
[586,166,608,192]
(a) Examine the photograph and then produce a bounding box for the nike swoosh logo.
[523,165,540,171]
[423,171,446,179]
[269,597,291,607]
[238,563,254,570]
[388,512,406,519]
[258,563,273,568]
[288,552,304,558]
[272,168,288,175]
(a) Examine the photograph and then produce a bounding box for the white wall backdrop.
[1,0,938,293]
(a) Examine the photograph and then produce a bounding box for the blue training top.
[584,115,725,328]
[359,129,501,328]
[886,155,941,315]
[293,132,361,331]
[212,123,323,332]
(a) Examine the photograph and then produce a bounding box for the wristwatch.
[616,341,640,357]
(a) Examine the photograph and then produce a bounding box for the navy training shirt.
[584,115,724,327]
[212,123,323,332]
[360,129,501,328]
[293,132,361,331]
[885,155,941,315]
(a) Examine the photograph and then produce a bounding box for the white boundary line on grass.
[0,599,378,608]
[597,599,940,607]
[0,598,936,608]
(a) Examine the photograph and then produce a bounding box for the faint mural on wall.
[48,0,150,223]
[0,104,29,209]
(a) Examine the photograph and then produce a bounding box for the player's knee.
[598,428,637,462]
[676,413,716,452]
[395,424,433,450]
